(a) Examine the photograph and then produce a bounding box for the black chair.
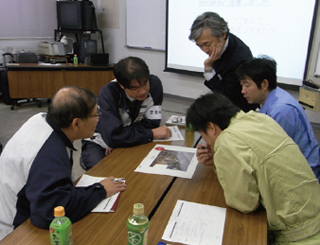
[11,53,42,110]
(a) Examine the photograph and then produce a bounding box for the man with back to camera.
[0,86,126,241]
[81,56,171,170]
[188,92,320,244]
[236,56,320,182]
[189,11,258,112]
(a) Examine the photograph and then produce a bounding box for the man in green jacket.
[187,92,320,244]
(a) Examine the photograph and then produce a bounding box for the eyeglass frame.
[82,106,101,119]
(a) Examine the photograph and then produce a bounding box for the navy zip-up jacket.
[0,113,106,240]
[95,74,163,148]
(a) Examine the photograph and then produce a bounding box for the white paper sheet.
[76,174,125,212]
[162,200,226,245]
[165,115,186,127]
[134,144,197,179]
[154,126,184,142]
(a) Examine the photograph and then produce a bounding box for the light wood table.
[6,63,115,98]
[0,129,267,244]
[149,163,267,245]
[0,130,200,244]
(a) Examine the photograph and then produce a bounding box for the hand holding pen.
[100,177,126,198]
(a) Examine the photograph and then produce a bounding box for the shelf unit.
[54,29,105,53]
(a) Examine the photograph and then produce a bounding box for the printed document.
[162,200,226,245]
[76,174,125,212]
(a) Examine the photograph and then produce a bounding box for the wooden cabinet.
[7,64,114,98]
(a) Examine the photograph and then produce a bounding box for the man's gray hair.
[189,12,229,41]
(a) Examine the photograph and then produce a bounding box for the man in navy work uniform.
[0,86,126,241]
[189,12,258,112]
[81,56,171,170]
[236,56,320,182]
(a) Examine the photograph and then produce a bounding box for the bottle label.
[49,219,73,245]
[128,229,148,245]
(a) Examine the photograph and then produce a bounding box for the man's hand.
[204,41,224,70]
[100,177,126,198]
[196,144,214,167]
[105,147,113,156]
[152,126,172,140]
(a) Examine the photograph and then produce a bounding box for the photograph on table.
[135,144,198,179]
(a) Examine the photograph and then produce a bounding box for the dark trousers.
[81,140,106,170]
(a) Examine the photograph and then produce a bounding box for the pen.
[113,178,125,183]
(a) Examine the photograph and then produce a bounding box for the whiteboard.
[126,0,166,51]
[0,0,56,38]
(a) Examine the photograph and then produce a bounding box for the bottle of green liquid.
[73,54,78,66]
[49,206,73,245]
[127,203,149,245]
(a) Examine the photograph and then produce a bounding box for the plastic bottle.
[127,203,149,245]
[49,206,73,245]
[73,54,78,66]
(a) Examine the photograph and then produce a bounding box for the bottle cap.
[54,206,65,217]
[133,203,144,216]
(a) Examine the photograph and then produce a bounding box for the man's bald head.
[47,86,97,128]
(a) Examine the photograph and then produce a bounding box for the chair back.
[2,53,13,66]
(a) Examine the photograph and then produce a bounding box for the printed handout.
[162,200,226,245]
[134,144,198,179]
[76,174,125,212]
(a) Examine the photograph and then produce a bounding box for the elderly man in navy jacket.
[0,86,126,241]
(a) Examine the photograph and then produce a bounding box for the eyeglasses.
[87,106,101,118]
[87,112,101,118]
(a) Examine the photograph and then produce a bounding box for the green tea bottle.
[49,206,73,245]
[73,54,78,66]
[127,203,149,245]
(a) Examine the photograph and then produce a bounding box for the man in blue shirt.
[236,57,320,181]
[236,56,320,182]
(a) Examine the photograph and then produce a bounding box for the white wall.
[1,0,320,123]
